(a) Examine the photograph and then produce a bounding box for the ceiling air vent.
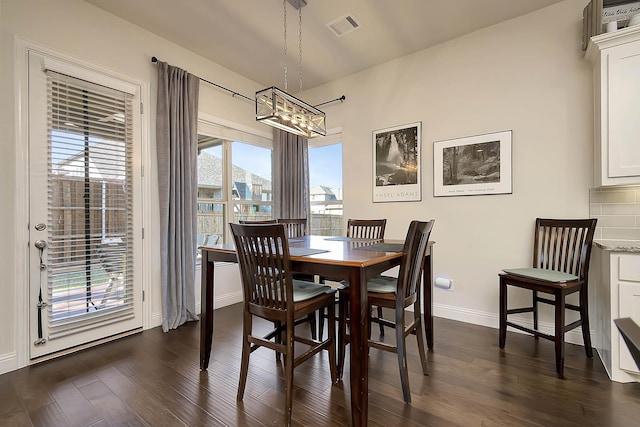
[326,14,361,37]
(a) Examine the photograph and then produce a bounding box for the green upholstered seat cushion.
[292,279,332,302]
[340,275,397,294]
[502,268,578,283]
[366,275,397,293]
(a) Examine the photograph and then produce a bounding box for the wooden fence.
[197,212,344,241]
[50,176,127,264]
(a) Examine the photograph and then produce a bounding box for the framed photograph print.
[433,130,512,197]
[373,122,421,202]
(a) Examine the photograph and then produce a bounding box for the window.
[309,140,343,236]
[231,141,272,220]
[196,136,225,249]
[196,119,273,253]
[46,70,136,336]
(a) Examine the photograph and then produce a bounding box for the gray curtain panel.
[272,129,310,227]
[156,61,200,332]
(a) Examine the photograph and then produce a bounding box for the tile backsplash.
[590,186,640,241]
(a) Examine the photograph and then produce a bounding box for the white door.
[28,51,143,359]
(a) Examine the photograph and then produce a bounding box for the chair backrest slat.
[533,218,597,280]
[396,220,435,300]
[346,219,387,239]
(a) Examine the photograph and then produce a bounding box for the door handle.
[34,240,47,270]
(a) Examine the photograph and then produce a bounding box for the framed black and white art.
[373,122,421,203]
[433,130,512,197]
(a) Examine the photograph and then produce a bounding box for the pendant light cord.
[283,0,288,92]
[299,6,303,96]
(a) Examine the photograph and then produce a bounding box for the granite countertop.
[594,240,640,253]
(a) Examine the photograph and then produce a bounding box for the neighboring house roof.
[310,185,337,200]
[197,151,271,192]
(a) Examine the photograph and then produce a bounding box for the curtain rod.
[151,56,345,108]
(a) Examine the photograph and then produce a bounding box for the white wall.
[0,0,593,374]
[307,0,593,332]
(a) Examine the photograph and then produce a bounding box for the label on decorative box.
[602,2,640,23]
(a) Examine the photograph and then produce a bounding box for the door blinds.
[45,70,135,340]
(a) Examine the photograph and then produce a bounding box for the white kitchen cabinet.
[586,26,640,186]
[594,246,640,382]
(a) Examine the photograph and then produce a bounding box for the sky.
[232,142,343,190]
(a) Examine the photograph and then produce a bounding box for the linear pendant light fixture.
[256,0,326,138]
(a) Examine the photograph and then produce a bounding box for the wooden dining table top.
[201,235,406,267]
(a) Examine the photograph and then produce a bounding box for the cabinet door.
[618,254,640,373]
[608,41,640,178]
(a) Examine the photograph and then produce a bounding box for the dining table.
[199,235,435,427]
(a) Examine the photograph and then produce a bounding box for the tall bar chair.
[338,220,435,403]
[230,223,337,426]
[318,218,388,338]
[347,219,388,335]
[499,218,597,379]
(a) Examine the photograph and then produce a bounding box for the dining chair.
[499,218,597,379]
[277,218,307,238]
[230,223,337,426]
[347,219,388,335]
[337,219,435,403]
[318,218,388,339]
[277,218,318,337]
[346,218,387,240]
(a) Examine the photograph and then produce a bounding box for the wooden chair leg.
[414,302,428,375]
[274,321,282,362]
[327,299,337,384]
[532,290,539,338]
[499,279,507,349]
[284,323,295,426]
[396,309,411,403]
[555,290,566,379]
[337,293,348,380]
[580,286,594,358]
[307,313,317,340]
[318,307,325,340]
[237,315,252,401]
[377,305,384,336]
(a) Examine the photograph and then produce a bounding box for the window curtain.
[273,128,310,227]
[156,61,200,332]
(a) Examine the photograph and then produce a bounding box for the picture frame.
[373,121,421,203]
[433,130,512,197]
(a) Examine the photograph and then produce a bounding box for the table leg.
[348,268,368,426]
[200,254,215,370]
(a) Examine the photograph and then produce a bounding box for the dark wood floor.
[1,304,639,426]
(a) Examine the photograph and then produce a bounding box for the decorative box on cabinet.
[586,26,640,186]
[594,246,640,382]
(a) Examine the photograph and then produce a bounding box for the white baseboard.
[193,291,243,319]
[0,352,17,376]
[214,291,243,309]
[150,311,163,329]
[148,290,243,332]
[433,303,594,347]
